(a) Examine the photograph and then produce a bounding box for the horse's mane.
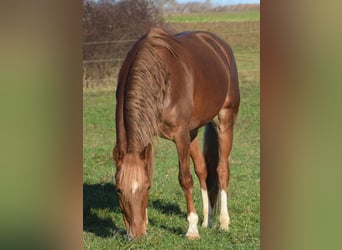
[124,27,181,153]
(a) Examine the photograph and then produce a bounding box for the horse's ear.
[140,143,152,161]
[113,145,124,166]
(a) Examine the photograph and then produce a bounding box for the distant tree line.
[83,0,164,61]
[83,0,259,61]
[82,0,259,86]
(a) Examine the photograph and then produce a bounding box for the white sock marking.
[186,212,199,236]
[201,188,212,227]
[220,190,230,230]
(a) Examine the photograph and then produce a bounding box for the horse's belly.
[190,88,226,128]
[189,106,221,130]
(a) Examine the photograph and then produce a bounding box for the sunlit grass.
[83,9,259,249]
[83,71,259,249]
[165,10,260,23]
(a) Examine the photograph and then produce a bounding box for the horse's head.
[113,143,153,239]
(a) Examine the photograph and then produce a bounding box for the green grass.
[165,10,260,23]
[84,9,259,248]
[83,73,259,249]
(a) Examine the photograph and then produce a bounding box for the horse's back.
[175,31,236,70]
[167,31,239,128]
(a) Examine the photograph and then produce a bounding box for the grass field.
[165,10,260,23]
[84,10,259,250]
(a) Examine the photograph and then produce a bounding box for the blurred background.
[82,0,260,88]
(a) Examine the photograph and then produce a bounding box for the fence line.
[83,30,259,46]
[83,58,124,64]
[83,29,259,87]
[82,48,260,64]
[83,69,259,86]
[83,39,136,45]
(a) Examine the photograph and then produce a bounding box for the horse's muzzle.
[128,221,147,240]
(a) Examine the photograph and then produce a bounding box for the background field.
[165,9,259,23]
[83,9,259,250]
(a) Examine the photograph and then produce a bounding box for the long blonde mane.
[124,28,180,153]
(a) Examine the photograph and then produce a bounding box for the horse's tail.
[203,122,220,213]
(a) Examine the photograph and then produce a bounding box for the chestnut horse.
[113,27,240,239]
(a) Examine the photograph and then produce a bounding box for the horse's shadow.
[83,183,125,237]
[150,199,183,216]
[83,183,185,238]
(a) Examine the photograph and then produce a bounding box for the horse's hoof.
[220,226,229,231]
[186,232,200,240]
[220,217,230,231]
[202,220,212,228]
[219,222,230,231]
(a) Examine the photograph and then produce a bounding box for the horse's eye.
[147,186,151,192]
[117,189,122,196]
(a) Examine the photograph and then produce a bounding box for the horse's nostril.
[128,232,139,240]
[128,227,146,240]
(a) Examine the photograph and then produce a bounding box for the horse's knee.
[179,171,193,190]
[217,163,230,189]
[194,164,208,187]
[194,163,207,177]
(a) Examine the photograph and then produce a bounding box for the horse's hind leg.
[190,136,212,228]
[216,107,238,230]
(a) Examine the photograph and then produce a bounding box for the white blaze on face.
[131,180,140,194]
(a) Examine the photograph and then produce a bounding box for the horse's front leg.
[190,136,212,228]
[175,130,200,240]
